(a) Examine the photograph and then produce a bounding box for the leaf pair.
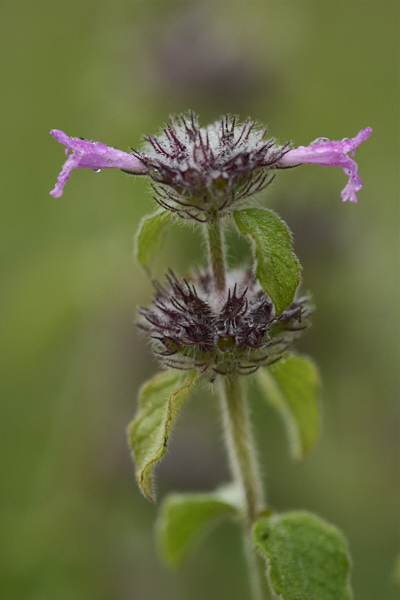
[129,354,320,502]
[157,492,352,599]
[136,207,300,315]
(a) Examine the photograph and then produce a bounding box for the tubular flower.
[277,127,372,203]
[49,129,147,198]
[139,270,312,381]
[49,117,371,206]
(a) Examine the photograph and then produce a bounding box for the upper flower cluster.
[139,269,311,380]
[49,114,371,214]
[135,113,289,221]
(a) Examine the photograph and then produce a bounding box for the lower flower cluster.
[139,270,311,380]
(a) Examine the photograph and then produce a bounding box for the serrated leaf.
[128,369,199,502]
[253,511,353,600]
[257,355,320,461]
[135,209,173,273]
[157,485,240,567]
[234,208,300,315]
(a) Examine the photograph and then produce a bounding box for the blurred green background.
[1,1,398,599]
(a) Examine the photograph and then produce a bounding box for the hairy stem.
[220,375,268,600]
[220,376,264,522]
[206,216,227,294]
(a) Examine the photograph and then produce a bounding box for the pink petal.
[50,130,147,197]
[277,127,372,202]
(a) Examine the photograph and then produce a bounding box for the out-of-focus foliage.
[257,355,320,462]
[135,210,174,274]
[157,486,240,568]
[1,2,398,600]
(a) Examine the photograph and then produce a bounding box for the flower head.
[137,113,289,221]
[49,129,147,198]
[277,127,372,203]
[139,269,311,381]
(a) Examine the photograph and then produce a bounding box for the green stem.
[206,211,267,597]
[220,376,264,522]
[206,216,227,293]
[220,375,268,600]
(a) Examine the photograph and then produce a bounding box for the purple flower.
[277,127,372,203]
[49,121,372,205]
[49,130,147,198]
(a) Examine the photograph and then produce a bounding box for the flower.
[49,118,372,206]
[49,129,147,198]
[277,127,372,203]
[139,269,311,381]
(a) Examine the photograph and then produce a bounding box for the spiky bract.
[139,270,311,381]
[132,113,290,221]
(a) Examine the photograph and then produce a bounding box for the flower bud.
[136,113,289,221]
[139,269,311,381]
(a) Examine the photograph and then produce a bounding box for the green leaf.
[234,208,300,315]
[128,369,199,502]
[157,485,240,567]
[253,511,353,600]
[257,355,320,461]
[135,209,173,273]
